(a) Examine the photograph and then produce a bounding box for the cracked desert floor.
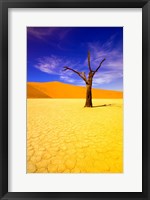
[27,99,123,173]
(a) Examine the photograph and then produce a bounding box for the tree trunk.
[84,84,92,107]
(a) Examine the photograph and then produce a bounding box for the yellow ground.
[27,99,123,173]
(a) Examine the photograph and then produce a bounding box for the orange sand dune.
[27,81,123,99]
[27,84,50,98]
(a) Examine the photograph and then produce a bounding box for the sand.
[27,82,123,99]
[27,99,123,173]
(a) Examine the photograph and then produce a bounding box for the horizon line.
[27,81,123,92]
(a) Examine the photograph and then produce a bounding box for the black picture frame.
[0,0,150,199]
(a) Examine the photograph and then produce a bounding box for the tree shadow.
[92,104,113,108]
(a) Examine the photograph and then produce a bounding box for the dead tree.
[63,51,105,107]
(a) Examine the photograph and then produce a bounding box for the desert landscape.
[27,82,123,173]
[27,81,123,99]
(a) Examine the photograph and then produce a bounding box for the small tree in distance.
[63,51,106,107]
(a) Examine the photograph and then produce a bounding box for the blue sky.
[27,27,123,91]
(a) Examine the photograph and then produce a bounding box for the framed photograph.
[0,0,150,199]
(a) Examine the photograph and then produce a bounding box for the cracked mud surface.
[27,99,123,173]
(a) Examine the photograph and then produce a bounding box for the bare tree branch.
[92,58,106,76]
[88,51,92,72]
[62,51,106,107]
[63,66,88,84]
[80,72,87,81]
